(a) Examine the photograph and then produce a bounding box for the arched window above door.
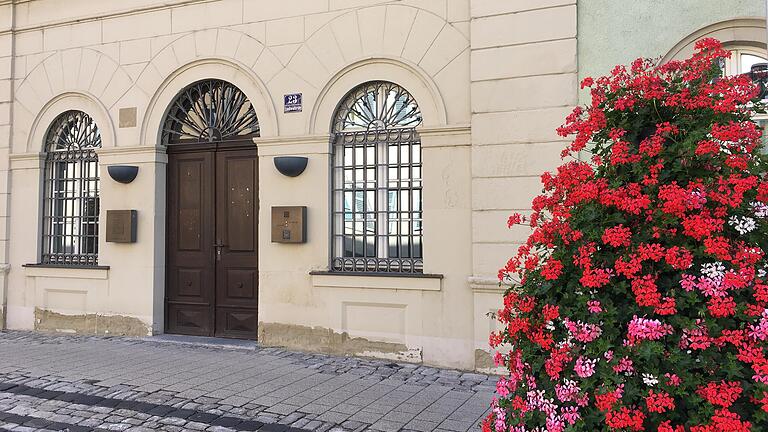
[330,81,424,274]
[42,110,102,266]
[162,79,260,145]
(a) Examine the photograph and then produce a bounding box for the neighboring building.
[0,0,762,371]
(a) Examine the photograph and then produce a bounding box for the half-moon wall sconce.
[107,165,139,184]
[274,156,308,177]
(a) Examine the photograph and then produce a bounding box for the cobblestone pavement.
[0,331,495,432]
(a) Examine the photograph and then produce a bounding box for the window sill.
[23,264,110,280]
[310,271,442,291]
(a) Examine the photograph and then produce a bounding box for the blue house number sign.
[284,93,302,113]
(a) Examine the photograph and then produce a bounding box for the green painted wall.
[578,0,765,102]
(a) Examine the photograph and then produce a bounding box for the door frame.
[163,139,259,339]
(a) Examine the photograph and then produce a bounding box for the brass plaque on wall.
[271,206,307,243]
[106,210,137,243]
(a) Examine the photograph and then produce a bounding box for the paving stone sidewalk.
[0,331,495,432]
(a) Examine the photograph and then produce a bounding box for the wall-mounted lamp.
[107,165,139,184]
[274,156,308,177]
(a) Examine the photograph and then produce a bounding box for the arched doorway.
[163,79,260,339]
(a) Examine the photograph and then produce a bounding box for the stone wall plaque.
[106,210,137,243]
[118,107,137,128]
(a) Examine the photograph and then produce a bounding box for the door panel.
[224,157,257,251]
[216,308,259,339]
[215,149,259,338]
[166,151,216,336]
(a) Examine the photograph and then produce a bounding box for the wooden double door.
[166,144,259,339]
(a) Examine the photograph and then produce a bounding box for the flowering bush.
[485,39,768,431]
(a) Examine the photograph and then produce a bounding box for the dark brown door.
[166,146,258,339]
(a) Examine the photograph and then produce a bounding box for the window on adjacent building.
[723,47,767,76]
[724,46,768,147]
[41,110,102,266]
[330,81,423,273]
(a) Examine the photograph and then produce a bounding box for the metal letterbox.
[106,210,137,243]
[271,206,306,243]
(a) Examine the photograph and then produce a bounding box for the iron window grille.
[162,79,260,145]
[42,110,102,266]
[331,81,424,273]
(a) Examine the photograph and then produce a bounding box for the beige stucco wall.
[467,0,578,371]
[0,0,482,370]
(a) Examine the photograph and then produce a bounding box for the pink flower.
[574,356,597,378]
[564,318,603,343]
[496,377,511,397]
[588,300,603,313]
[561,406,581,424]
[491,400,506,432]
[613,357,634,374]
[680,273,696,291]
[665,373,681,387]
[555,379,580,402]
[546,416,565,432]
[749,309,768,341]
[627,315,673,345]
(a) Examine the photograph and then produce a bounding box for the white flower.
[642,373,658,386]
[753,202,768,218]
[701,262,725,279]
[729,215,756,235]
[759,268,767,278]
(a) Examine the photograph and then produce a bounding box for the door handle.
[213,241,227,261]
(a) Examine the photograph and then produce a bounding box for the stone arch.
[24,92,116,155]
[662,18,767,62]
[13,48,130,153]
[138,30,280,146]
[309,57,448,134]
[298,5,468,88]
[299,4,467,133]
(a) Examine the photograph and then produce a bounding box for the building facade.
[0,0,763,371]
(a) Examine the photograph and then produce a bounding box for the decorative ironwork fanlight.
[162,79,260,145]
[46,110,102,155]
[332,81,422,133]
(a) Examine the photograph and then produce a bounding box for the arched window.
[162,79,260,145]
[42,110,102,266]
[331,81,423,273]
